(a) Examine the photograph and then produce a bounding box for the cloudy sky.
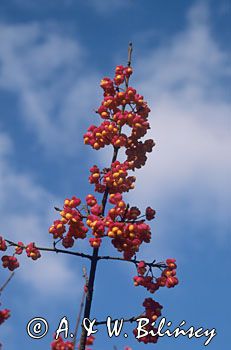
[0,1,230,349]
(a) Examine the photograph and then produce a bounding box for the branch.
[95,315,139,326]
[82,266,89,287]
[72,268,87,349]
[4,239,92,260]
[55,206,87,219]
[97,255,167,270]
[0,272,15,295]
[127,42,133,67]
[79,248,99,350]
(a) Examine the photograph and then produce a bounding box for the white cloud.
[0,132,12,156]
[0,131,81,296]
[124,3,231,247]
[0,22,100,155]
[19,253,81,297]
[0,22,99,298]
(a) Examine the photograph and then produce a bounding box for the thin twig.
[95,315,139,326]
[0,272,15,294]
[82,266,89,287]
[4,239,92,260]
[4,239,165,270]
[72,288,86,348]
[127,42,133,67]
[54,207,61,211]
[97,255,167,269]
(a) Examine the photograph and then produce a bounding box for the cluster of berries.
[84,64,154,197]
[50,335,95,350]
[114,64,133,85]
[158,258,179,288]
[100,65,132,96]
[99,68,150,131]
[89,161,136,194]
[126,138,154,170]
[84,121,124,150]
[0,236,41,271]
[85,335,95,350]
[133,258,178,294]
[85,194,104,248]
[106,194,153,259]
[49,196,88,249]
[109,221,151,260]
[1,255,19,271]
[145,207,156,220]
[0,308,10,325]
[0,307,10,349]
[0,236,7,251]
[49,193,155,259]
[133,298,163,344]
[25,243,41,260]
[51,336,74,350]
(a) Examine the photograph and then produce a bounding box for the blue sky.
[0,0,230,349]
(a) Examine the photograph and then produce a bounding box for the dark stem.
[79,248,99,350]
[0,272,14,294]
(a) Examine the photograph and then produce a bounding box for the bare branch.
[4,239,92,260]
[82,266,89,287]
[97,254,167,270]
[0,272,15,295]
[72,286,86,348]
[96,315,139,326]
[128,42,133,67]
